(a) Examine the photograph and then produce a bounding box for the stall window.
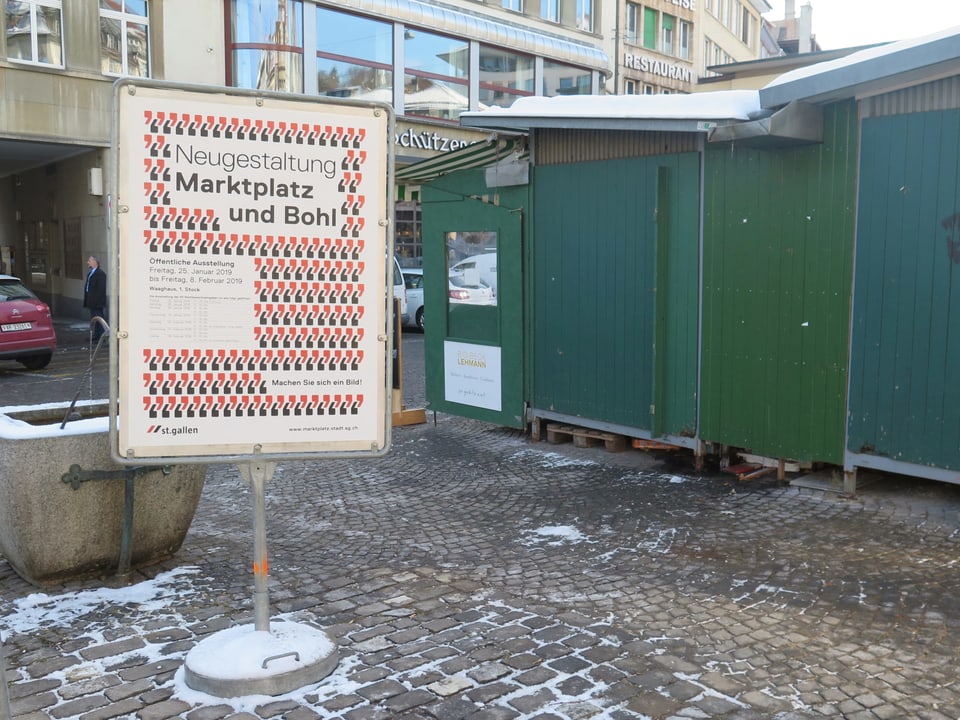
[229,0,304,92]
[478,45,534,109]
[403,29,468,122]
[447,232,498,309]
[99,0,149,76]
[316,7,392,100]
[5,0,62,66]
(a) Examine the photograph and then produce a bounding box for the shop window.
[403,28,468,122]
[543,59,591,96]
[100,0,149,77]
[315,7,392,101]
[478,45,534,109]
[395,202,422,267]
[6,0,62,66]
[229,0,304,92]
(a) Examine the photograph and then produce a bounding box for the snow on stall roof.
[763,25,960,89]
[461,89,762,121]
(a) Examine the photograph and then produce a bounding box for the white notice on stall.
[443,340,502,412]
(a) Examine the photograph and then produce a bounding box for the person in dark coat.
[83,255,107,342]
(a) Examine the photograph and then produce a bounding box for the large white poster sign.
[113,82,392,460]
[443,340,502,412]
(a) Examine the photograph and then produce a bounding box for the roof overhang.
[459,90,762,133]
[707,101,823,147]
[760,27,960,107]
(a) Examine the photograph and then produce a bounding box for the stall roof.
[395,137,526,183]
[760,26,960,107]
[458,90,762,132]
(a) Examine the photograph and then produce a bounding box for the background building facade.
[606,0,772,95]
[0,0,610,315]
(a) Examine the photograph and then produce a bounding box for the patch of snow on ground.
[508,448,598,468]
[1,567,201,634]
[522,524,590,546]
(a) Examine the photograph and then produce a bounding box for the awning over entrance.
[395,137,527,183]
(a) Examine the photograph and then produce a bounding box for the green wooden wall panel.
[532,153,699,435]
[849,109,960,469]
[701,101,857,463]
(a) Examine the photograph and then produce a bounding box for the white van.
[449,252,497,297]
[393,256,409,326]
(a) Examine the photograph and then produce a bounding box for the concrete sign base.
[184,621,338,697]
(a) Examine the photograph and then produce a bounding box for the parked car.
[392,256,409,326]
[0,275,56,370]
[402,268,425,330]
[448,274,496,306]
[449,252,498,297]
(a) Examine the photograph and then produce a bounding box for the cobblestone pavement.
[4,413,960,719]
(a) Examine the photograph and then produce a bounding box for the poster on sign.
[110,80,393,462]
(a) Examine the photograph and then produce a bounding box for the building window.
[315,7,392,101]
[478,45,534,108]
[678,20,690,59]
[542,0,559,23]
[575,0,593,32]
[502,0,522,11]
[740,7,752,45]
[625,3,639,44]
[643,7,657,50]
[543,59,590,96]
[643,84,654,94]
[662,14,674,55]
[229,0,304,92]
[99,0,149,77]
[403,28,469,122]
[5,0,62,66]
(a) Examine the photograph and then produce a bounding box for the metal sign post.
[239,460,276,632]
[111,79,393,697]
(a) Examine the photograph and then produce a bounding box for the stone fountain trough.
[0,400,206,586]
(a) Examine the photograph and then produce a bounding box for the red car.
[0,275,56,370]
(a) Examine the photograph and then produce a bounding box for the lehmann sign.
[111,80,394,462]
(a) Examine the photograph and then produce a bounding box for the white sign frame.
[109,80,394,463]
